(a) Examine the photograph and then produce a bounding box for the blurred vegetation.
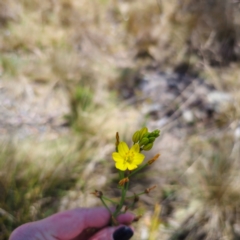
[1,0,240,239]
[0,137,100,237]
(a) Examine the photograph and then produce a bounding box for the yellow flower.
[112,141,145,171]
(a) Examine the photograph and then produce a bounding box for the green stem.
[126,191,146,199]
[122,181,129,201]
[128,200,136,210]
[128,163,148,178]
[113,181,129,218]
[102,196,118,205]
[126,191,147,210]
[100,197,112,216]
[119,170,124,180]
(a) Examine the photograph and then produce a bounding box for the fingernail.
[113,226,134,240]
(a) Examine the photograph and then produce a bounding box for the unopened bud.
[148,132,155,138]
[142,142,153,151]
[142,132,150,138]
[132,131,140,143]
[139,137,149,146]
[153,129,160,137]
[148,137,155,143]
[139,127,148,140]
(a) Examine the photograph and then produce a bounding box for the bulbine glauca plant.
[92,127,160,225]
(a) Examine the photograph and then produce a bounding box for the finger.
[89,225,134,240]
[9,222,38,240]
[39,207,111,239]
[116,212,135,225]
[72,211,135,240]
[34,207,135,239]
[10,208,135,240]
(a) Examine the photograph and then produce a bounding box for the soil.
[0,78,69,140]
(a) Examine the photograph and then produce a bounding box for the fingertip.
[84,207,112,227]
[116,212,135,225]
[9,223,37,240]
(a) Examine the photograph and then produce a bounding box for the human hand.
[9,207,135,240]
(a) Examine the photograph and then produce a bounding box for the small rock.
[234,223,240,237]
[142,103,161,115]
[149,117,168,128]
[182,110,194,124]
[207,91,233,113]
[140,226,149,240]
[234,126,240,140]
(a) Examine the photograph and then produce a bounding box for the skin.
[9,207,135,240]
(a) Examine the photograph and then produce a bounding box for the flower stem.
[126,191,146,199]
[128,163,148,178]
[113,181,129,218]
[119,170,124,180]
[100,197,112,216]
[102,195,118,205]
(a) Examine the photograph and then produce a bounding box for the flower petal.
[116,161,127,171]
[131,143,140,153]
[127,163,138,170]
[133,153,145,165]
[112,152,123,162]
[118,142,129,157]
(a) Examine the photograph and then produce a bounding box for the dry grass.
[0,138,85,239]
[0,0,142,238]
[164,134,240,240]
[1,0,240,239]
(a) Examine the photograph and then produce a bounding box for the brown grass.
[1,0,240,239]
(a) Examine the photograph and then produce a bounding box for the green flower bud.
[148,137,155,143]
[139,137,149,146]
[148,132,155,138]
[132,130,140,143]
[142,143,153,151]
[153,130,160,137]
[142,132,150,138]
[139,127,148,140]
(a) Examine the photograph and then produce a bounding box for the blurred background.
[1,0,240,239]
